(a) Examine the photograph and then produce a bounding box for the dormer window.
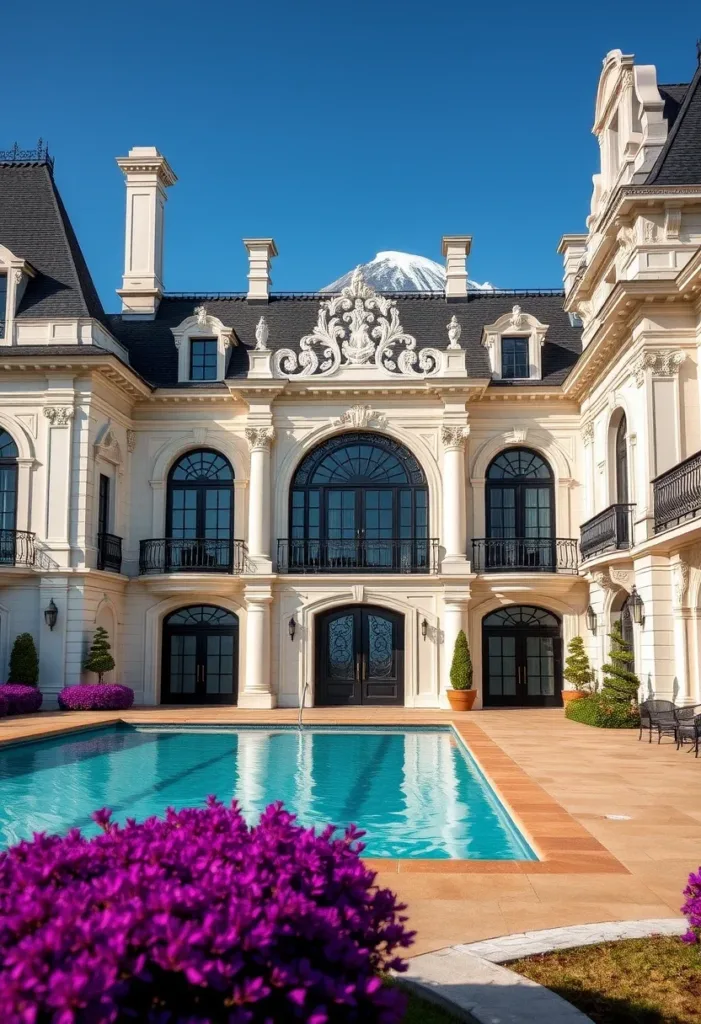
[0,275,6,339]
[190,338,218,381]
[501,336,529,379]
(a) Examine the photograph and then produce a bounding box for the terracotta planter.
[562,689,587,704]
[446,688,477,712]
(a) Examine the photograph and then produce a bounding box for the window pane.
[501,337,529,379]
[190,339,218,381]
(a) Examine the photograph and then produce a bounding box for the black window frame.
[189,338,218,381]
[0,275,7,339]
[501,336,530,379]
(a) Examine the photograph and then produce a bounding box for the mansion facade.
[1,48,701,710]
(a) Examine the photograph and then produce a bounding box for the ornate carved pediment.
[332,405,388,430]
[274,268,441,378]
[94,425,122,464]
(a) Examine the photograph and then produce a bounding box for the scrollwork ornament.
[126,430,137,453]
[673,561,689,608]
[332,405,387,430]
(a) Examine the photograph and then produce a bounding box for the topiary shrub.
[682,866,701,944]
[600,619,640,703]
[0,799,414,1022]
[563,636,595,693]
[449,629,473,690]
[0,684,42,715]
[83,626,115,684]
[8,632,38,686]
[58,684,134,711]
[565,692,640,728]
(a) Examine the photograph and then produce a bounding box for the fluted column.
[441,425,469,573]
[245,426,274,572]
[239,585,276,709]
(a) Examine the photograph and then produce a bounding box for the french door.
[316,605,404,706]
[167,451,233,571]
[482,607,562,707]
[161,605,238,705]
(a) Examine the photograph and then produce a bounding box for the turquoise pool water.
[0,726,535,859]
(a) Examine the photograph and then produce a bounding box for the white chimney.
[116,147,176,317]
[557,234,588,296]
[442,236,472,301]
[243,238,278,303]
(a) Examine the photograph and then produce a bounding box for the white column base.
[246,556,273,574]
[440,556,472,576]
[238,691,277,709]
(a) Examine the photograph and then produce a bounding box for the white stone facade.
[0,49,700,709]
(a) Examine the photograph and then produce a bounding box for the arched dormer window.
[171,307,235,383]
[481,307,549,381]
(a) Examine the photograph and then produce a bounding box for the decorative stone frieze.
[441,425,470,450]
[126,430,137,453]
[43,406,74,427]
[273,268,441,379]
[245,427,275,452]
[332,405,388,430]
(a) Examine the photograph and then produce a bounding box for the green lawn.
[510,936,701,1024]
[403,989,461,1022]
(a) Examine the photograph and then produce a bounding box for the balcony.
[277,537,439,574]
[139,538,247,575]
[97,532,123,573]
[580,504,634,561]
[654,450,701,533]
[471,538,579,574]
[0,529,35,567]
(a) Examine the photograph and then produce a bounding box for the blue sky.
[3,0,699,305]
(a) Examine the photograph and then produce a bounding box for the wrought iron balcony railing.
[579,504,635,561]
[654,449,701,533]
[277,537,439,574]
[0,529,36,567]
[97,532,123,573]
[139,538,247,575]
[471,537,579,574]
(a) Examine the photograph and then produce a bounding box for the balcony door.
[162,605,238,704]
[166,450,234,571]
[288,432,428,572]
[485,448,554,570]
[0,429,18,565]
[316,604,404,706]
[482,606,562,708]
[616,415,629,504]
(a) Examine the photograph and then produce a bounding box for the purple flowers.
[0,799,414,1022]
[0,684,43,715]
[58,683,134,711]
[682,866,701,944]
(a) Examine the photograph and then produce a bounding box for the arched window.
[288,432,429,572]
[619,595,635,675]
[615,415,629,504]
[0,429,19,563]
[485,448,554,570]
[482,605,563,707]
[162,604,239,704]
[165,450,234,571]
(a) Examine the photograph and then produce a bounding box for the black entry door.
[162,609,238,705]
[483,622,562,708]
[316,605,404,706]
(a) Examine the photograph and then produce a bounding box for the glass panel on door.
[526,636,555,696]
[327,614,355,680]
[205,634,235,695]
[169,634,197,695]
[327,490,355,566]
[487,635,517,697]
[366,612,394,679]
[524,488,553,568]
[204,488,232,568]
[364,489,393,567]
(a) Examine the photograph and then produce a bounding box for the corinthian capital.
[43,406,74,426]
[245,426,275,452]
[441,425,470,450]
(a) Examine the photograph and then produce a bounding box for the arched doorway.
[161,605,239,704]
[485,448,554,571]
[166,450,234,571]
[482,606,562,707]
[288,432,429,572]
[315,604,404,706]
[0,429,19,564]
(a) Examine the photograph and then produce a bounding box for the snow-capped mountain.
[320,251,494,293]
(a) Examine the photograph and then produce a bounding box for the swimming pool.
[0,725,536,859]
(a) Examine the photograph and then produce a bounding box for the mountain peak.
[320,251,494,293]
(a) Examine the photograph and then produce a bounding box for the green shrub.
[8,633,39,686]
[449,629,473,691]
[83,627,115,684]
[563,636,595,693]
[601,620,640,702]
[565,693,640,729]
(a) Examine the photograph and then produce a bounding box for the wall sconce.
[288,616,297,641]
[44,599,58,631]
[421,618,428,641]
[586,605,597,633]
[630,586,645,627]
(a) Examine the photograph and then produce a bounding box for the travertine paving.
[0,707,694,955]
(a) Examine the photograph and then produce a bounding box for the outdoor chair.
[639,699,676,743]
[675,707,701,755]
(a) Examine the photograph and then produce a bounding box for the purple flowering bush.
[0,683,43,715]
[58,683,134,711]
[682,866,701,944]
[0,799,414,1022]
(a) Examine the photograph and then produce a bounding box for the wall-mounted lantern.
[44,599,58,631]
[586,605,597,633]
[421,618,428,641]
[629,587,645,627]
[288,616,297,641]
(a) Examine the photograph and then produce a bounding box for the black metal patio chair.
[675,706,701,754]
[639,699,676,743]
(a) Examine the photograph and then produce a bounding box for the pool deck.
[0,707,695,955]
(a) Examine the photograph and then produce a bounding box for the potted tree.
[446,629,476,711]
[562,635,595,704]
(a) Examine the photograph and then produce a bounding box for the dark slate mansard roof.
[648,65,701,186]
[107,292,582,388]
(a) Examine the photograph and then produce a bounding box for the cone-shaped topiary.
[449,629,473,691]
[83,626,115,684]
[8,633,38,686]
[564,636,595,692]
[600,619,640,703]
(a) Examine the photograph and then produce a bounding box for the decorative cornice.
[245,427,275,452]
[332,405,388,430]
[441,425,470,450]
[43,406,74,427]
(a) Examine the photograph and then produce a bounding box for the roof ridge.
[647,61,701,185]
